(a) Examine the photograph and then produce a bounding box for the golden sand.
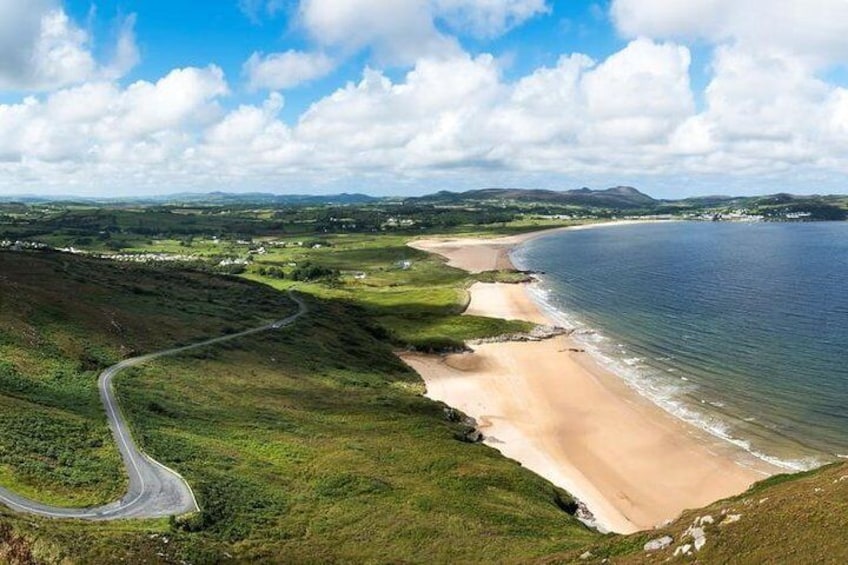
[402,229,777,533]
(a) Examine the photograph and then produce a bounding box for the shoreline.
[403,222,779,534]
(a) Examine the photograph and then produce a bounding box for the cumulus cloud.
[581,39,693,144]
[0,0,139,91]
[611,0,848,178]
[296,0,548,65]
[0,0,94,90]
[244,50,336,91]
[0,66,226,165]
[5,1,848,197]
[666,45,847,175]
[298,0,460,64]
[292,54,508,171]
[611,0,848,65]
[0,39,705,193]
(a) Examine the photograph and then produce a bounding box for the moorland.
[1,188,847,563]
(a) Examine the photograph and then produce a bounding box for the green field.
[1,221,847,563]
[240,233,536,351]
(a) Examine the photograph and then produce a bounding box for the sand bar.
[403,226,778,533]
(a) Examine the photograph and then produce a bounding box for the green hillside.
[1,241,847,564]
[0,251,296,508]
[0,249,595,563]
[543,462,848,564]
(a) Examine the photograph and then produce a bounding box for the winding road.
[0,291,307,520]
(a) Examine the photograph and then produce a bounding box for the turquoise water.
[514,222,848,470]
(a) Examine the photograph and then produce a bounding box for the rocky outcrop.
[469,325,572,345]
[444,407,484,443]
[644,535,673,551]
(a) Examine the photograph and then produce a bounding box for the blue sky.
[1,0,848,197]
[67,0,628,118]
[46,0,711,120]
[69,0,713,120]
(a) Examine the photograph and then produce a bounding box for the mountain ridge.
[2,187,847,216]
[409,186,658,209]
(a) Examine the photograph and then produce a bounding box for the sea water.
[513,221,848,470]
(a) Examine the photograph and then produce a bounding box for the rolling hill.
[412,186,659,209]
[0,249,595,563]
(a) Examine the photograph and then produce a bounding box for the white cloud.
[606,0,848,184]
[702,46,829,144]
[0,1,94,90]
[611,0,848,66]
[244,50,336,91]
[0,66,226,165]
[205,93,287,149]
[464,38,695,177]
[298,0,461,64]
[581,38,693,143]
[0,0,139,91]
[610,0,848,176]
[433,0,550,37]
[611,0,728,42]
[665,45,845,175]
[487,53,592,146]
[296,0,548,65]
[102,14,141,80]
[238,0,287,23]
[5,23,848,197]
[2,39,696,190]
[295,54,504,170]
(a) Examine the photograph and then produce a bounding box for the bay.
[514,222,848,469]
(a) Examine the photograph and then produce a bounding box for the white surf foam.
[512,245,823,472]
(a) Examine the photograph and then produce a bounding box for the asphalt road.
[0,291,307,520]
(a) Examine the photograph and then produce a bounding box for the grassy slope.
[0,250,296,507]
[540,462,848,564]
[4,236,846,564]
[0,249,596,563]
[111,296,596,563]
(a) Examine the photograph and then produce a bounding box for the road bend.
[0,291,307,520]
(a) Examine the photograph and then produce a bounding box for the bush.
[259,266,285,279]
[290,262,338,282]
[407,336,468,354]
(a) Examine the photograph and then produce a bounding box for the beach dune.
[403,231,777,533]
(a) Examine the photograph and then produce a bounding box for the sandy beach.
[403,226,778,534]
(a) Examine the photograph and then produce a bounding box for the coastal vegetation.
[0,193,846,563]
[544,462,848,563]
[0,240,594,562]
[0,248,594,562]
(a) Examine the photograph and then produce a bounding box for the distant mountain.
[3,188,846,215]
[162,192,382,206]
[0,195,66,203]
[0,192,382,206]
[411,186,659,209]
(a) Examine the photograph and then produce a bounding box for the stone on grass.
[643,536,673,551]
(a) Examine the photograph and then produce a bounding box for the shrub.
[290,262,338,282]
